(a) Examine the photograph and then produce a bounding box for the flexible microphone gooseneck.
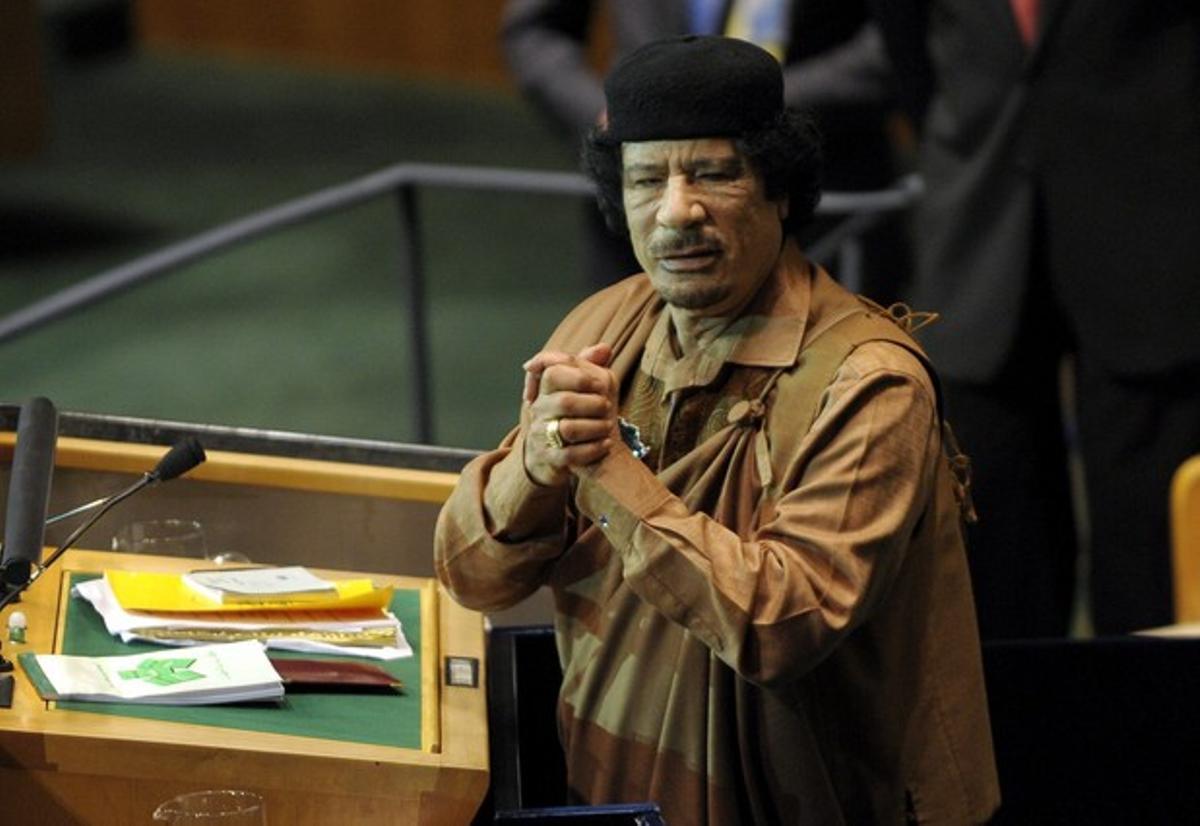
[0,437,207,613]
[43,437,207,528]
[1,397,59,588]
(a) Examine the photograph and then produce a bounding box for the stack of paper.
[19,640,284,705]
[73,569,412,661]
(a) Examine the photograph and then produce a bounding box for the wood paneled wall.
[135,0,612,89]
[0,0,46,158]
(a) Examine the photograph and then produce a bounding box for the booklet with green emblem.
[19,640,284,705]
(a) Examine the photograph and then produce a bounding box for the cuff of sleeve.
[483,430,570,539]
[574,446,672,547]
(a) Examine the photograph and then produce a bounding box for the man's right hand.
[522,343,617,487]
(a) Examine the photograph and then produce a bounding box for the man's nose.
[656,177,706,229]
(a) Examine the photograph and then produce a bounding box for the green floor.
[0,47,592,449]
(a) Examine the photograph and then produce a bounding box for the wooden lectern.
[0,418,488,824]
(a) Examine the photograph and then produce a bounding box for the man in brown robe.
[435,35,1000,825]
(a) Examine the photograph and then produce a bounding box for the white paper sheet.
[73,578,412,660]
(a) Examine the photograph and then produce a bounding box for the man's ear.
[777,195,790,223]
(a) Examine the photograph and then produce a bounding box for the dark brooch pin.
[618,417,651,461]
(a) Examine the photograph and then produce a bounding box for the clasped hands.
[522,343,618,487]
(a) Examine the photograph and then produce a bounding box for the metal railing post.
[837,237,865,295]
[394,183,433,444]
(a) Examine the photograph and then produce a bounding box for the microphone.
[0,437,207,612]
[39,437,208,530]
[1,397,58,588]
[149,437,207,483]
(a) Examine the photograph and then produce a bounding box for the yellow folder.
[104,570,392,614]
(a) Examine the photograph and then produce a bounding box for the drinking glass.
[205,548,253,566]
[152,789,266,824]
[112,519,208,558]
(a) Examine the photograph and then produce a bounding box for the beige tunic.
[435,242,1000,824]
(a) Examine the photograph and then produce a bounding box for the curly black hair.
[581,109,823,238]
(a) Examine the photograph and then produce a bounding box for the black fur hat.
[602,35,783,143]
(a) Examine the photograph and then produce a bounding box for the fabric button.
[727,399,751,424]
[727,399,765,426]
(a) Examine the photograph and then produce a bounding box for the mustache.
[648,229,720,257]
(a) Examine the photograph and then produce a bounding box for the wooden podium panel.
[0,550,487,825]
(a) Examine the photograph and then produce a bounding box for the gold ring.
[545,418,565,450]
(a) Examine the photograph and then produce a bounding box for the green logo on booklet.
[119,657,204,687]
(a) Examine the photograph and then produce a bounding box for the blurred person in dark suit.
[873,0,1200,638]
[503,0,909,300]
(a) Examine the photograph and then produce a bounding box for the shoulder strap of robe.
[779,300,939,430]
[762,299,976,520]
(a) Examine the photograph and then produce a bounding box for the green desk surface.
[55,573,424,750]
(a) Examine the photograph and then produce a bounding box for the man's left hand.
[522,343,619,486]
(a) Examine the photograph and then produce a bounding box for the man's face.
[621,138,787,317]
